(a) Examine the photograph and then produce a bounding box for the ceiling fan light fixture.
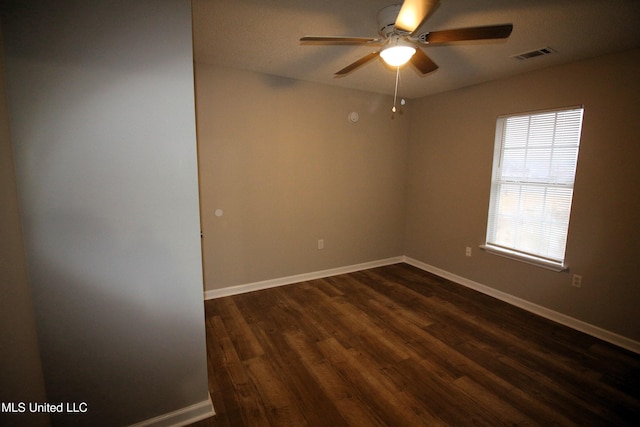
[380,40,416,67]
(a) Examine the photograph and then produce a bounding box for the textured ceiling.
[192,0,640,99]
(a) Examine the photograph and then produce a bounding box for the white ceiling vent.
[512,47,556,60]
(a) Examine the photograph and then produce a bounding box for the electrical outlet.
[572,274,582,288]
[465,246,472,257]
[317,239,324,250]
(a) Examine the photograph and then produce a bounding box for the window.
[483,106,584,271]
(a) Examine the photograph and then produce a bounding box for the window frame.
[482,105,584,272]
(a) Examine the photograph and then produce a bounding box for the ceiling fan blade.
[335,52,380,76]
[395,0,440,34]
[421,24,513,44]
[300,36,378,45]
[410,49,438,74]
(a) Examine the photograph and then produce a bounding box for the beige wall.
[405,48,640,341]
[0,25,49,427]
[196,63,409,289]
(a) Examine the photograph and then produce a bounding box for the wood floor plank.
[451,375,538,426]
[284,280,363,350]
[284,331,388,427]
[450,339,580,426]
[250,326,348,426]
[317,337,447,426]
[214,298,264,361]
[196,263,640,427]
[243,355,310,426]
[387,358,505,426]
[206,315,251,386]
[204,314,270,427]
[490,344,634,426]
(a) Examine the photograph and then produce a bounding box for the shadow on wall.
[27,210,206,427]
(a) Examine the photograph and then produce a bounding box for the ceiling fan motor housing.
[378,4,404,37]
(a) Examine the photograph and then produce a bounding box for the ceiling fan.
[300,0,513,76]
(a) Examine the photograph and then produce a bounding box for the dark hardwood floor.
[191,263,640,426]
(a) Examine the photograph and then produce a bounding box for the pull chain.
[392,66,400,113]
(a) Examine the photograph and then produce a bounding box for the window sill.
[479,244,568,272]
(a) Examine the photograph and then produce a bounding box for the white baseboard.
[403,256,640,355]
[129,394,215,427]
[204,257,404,300]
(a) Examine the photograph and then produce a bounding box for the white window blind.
[485,106,584,270]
